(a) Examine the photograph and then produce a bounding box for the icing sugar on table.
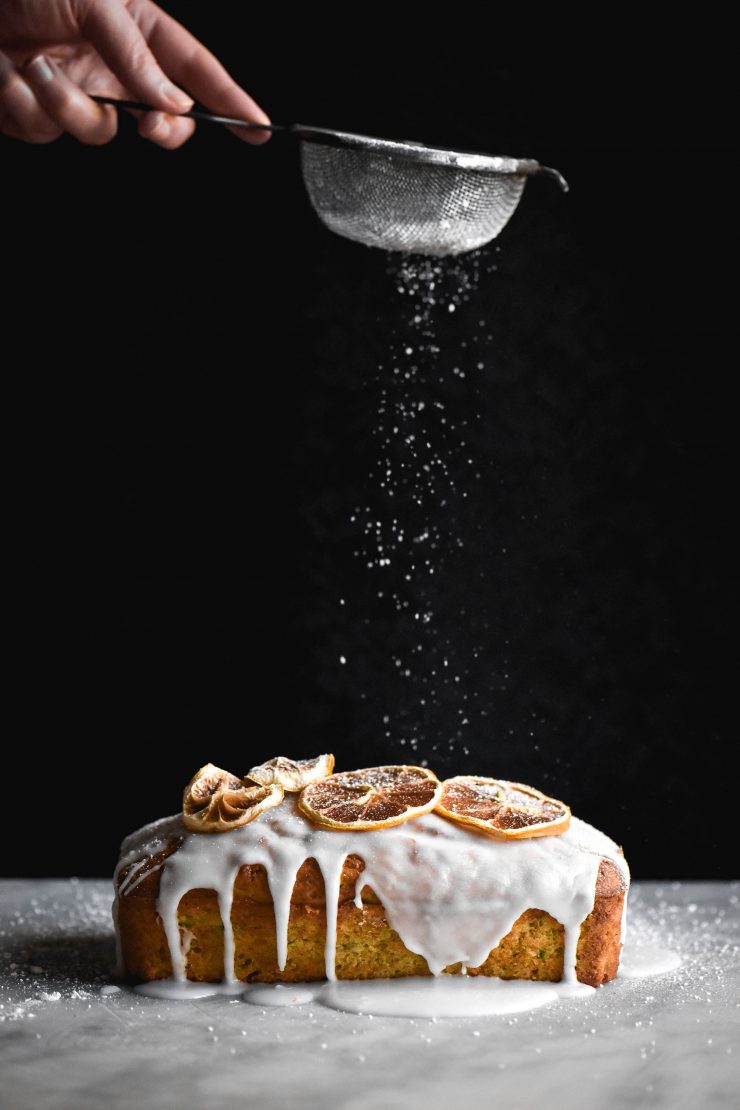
[1,880,738,1110]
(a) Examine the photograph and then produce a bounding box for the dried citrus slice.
[182,763,283,834]
[298,765,442,830]
[246,753,335,792]
[435,776,570,839]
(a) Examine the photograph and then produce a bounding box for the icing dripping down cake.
[114,759,629,988]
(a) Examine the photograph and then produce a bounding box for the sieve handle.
[539,165,570,192]
[90,95,287,132]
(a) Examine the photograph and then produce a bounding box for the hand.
[0,0,270,148]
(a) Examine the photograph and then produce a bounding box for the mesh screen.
[300,143,527,255]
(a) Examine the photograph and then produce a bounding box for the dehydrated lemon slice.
[435,775,570,839]
[182,763,284,834]
[246,753,335,792]
[298,765,442,830]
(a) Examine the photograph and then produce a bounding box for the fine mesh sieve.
[91,98,568,255]
[295,127,568,256]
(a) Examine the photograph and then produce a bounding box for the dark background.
[5,3,736,878]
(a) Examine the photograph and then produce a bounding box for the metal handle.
[540,165,570,192]
[90,95,283,132]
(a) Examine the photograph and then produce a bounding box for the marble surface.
[0,879,738,1110]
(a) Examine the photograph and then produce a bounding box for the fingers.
[1,0,269,152]
[24,55,117,145]
[1,49,186,149]
[136,108,195,150]
[0,49,61,143]
[79,0,193,115]
[140,2,272,144]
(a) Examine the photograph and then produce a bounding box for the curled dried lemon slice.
[182,763,283,834]
[298,765,442,830]
[246,753,335,792]
[435,775,570,839]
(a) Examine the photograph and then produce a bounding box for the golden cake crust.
[116,836,626,987]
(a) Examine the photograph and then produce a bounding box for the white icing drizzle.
[264,854,302,972]
[118,859,147,897]
[113,814,181,976]
[118,798,629,985]
[122,863,163,897]
[218,883,236,985]
[314,850,348,980]
[181,928,194,958]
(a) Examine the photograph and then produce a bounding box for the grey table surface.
[0,879,738,1110]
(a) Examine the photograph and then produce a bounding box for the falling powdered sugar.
[343,252,501,764]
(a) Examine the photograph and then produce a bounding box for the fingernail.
[160,82,192,112]
[28,55,54,83]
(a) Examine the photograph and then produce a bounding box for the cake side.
[116,845,625,987]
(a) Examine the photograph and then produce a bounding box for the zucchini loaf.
[114,762,628,988]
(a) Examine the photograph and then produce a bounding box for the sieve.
[92,97,568,256]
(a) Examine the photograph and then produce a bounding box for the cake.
[114,758,629,988]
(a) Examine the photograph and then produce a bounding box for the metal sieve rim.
[292,125,566,186]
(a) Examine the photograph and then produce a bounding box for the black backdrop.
[5,3,736,878]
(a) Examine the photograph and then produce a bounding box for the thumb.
[79,0,192,113]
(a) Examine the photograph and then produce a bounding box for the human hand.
[0,0,270,148]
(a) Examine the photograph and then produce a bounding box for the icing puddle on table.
[319,977,591,1017]
[132,942,680,1015]
[617,944,682,979]
[135,980,245,1001]
[245,984,317,1008]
